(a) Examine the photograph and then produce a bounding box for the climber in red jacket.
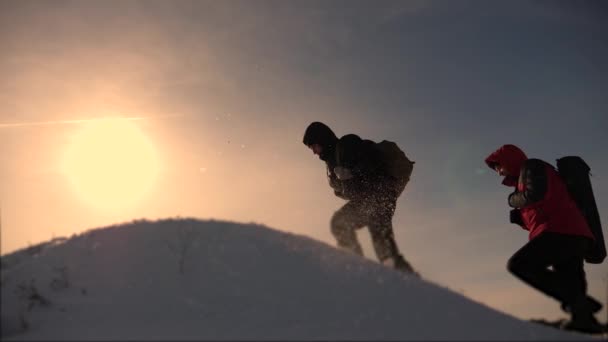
[485,144,603,334]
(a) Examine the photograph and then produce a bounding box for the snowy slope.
[0,218,594,340]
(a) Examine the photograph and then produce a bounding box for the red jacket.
[485,145,594,241]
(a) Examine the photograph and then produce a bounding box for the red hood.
[485,144,528,187]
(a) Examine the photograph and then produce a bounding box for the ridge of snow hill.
[0,218,594,340]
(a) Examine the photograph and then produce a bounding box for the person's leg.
[330,200,367,255]
[553,249,587,308]
[507,233,595,307]
[368,220,400,261]
[508,233,603,333]
[552,237,603,332]
[367,199,416,274]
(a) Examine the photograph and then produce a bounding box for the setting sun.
[62,118,159,211]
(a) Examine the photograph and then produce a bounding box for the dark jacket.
[485,144,594,241]
[303,122,395,201]
[334,134,395,200]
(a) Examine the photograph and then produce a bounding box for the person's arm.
[508,159,548,208]
[327,165,348,199]
[509,209,528,230]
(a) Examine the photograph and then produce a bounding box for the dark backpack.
[376,140,415,184]
[556,156,606,264]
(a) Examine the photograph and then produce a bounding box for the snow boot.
[561,315,604,334]
[560,296,603,315]
[561,296,605,334]
[383,254,419,277]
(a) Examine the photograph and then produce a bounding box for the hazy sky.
[1,0,607,322]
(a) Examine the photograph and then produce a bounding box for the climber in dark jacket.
[303,122,416,274]
[485,144,603,334]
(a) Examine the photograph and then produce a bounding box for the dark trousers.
[507,232,591,311]
[330,197,400,261]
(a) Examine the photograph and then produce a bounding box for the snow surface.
[0,218,596,340]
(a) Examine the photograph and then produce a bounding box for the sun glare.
[62,118,159,211]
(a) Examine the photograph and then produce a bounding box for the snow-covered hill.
[0,218,594,340]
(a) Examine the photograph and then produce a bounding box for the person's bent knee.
[507,255,524,276]
[330,212,347,237]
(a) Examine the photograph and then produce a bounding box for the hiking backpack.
[556,156,606,264]
[376,140,415,184]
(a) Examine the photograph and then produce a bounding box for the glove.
[509,209,524,227]
[334,166,353,180]
[334,189,348,199]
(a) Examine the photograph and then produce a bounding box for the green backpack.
[376,140,415,184]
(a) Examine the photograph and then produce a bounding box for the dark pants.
[507,232,592,313]
[330,196,401,261]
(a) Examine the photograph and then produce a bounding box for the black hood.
[303,121,338,162]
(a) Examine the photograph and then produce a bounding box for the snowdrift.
[0,218,591,340]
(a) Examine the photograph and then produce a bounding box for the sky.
[1,0,607,322]
[1,219,588,340]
